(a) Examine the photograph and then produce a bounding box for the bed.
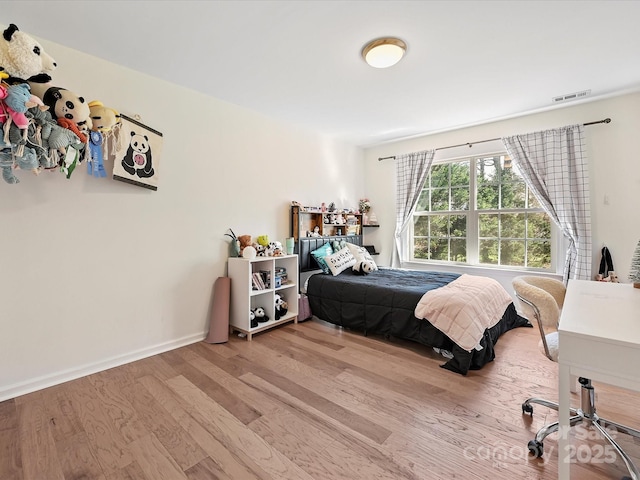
[300,237,531,375]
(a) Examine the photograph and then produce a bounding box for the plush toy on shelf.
[237,235,252,256]
[274,293,288,320]
[254,306,269,324]
[249,309,258,328]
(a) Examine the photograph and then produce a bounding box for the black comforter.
[306,268,530,375]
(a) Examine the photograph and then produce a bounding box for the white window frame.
[407,150,563,274]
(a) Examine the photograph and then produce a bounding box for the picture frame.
[112,114,163,190]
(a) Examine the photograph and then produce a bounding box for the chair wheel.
[528,440,544,458]
[522,403,533,415]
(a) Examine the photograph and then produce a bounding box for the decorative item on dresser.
[228,254,299,340]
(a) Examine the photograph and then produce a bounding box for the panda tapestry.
[112,114,163,191]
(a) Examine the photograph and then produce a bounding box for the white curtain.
[392,149,435,268]
[502,125,591,282]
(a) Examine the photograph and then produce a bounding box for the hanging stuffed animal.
[0,82,43,183]
[26,106,82,170]
[0,24,57,85]
[87,100,122,177]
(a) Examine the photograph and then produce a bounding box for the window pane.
[501,182,526,209]
[430,188,449,211]
[477,185,499,210]
[416,190,429,211]
[528,189,541,209]
[430,215,448,237]
[477,158,498,184]
[414,238,429,259]
[450,215,467,237]
[451,238,466,262]
[430,164,449,188]
[450,161,470,187]
[479,239,498,264]
[527,212,551,239]
[414,216,428,236]
[412,152,554,272]
[501,213,525,238]
[451,187,469,210]
[500,240,525,266]
[479,214,499,237]
[431,238,449,261]
[527,240,551,268]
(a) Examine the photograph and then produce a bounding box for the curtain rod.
[377,117,612,161]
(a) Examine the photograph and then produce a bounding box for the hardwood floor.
[2,319,639,479]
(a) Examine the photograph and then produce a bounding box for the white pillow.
[345,243,378,270]
[325,246,356,276]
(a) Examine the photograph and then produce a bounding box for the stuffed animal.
[254,306,269,323]
[88,100,120,133]
[0,141,39,184]
[27,84,91,147]
[308,225,321,237]
[87,100,123,170]
[1,83,34,148]
[237,235,252,256]
[249,309,258,328]
[0,83,44,183]
[274,293,288,320]
[22,106,81,169]
[253,243,266,256]
[256,235,269,247]
[0,24,57,84]
[352,260,376,275]
[271,241,284,256]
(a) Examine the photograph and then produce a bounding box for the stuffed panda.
[249,309,258,328]
[40,86,92,130]
[0,24,57,84]
[274,294,288,320]
[254,307,269,324]
[122,131,154,178]
[352,260,376,275]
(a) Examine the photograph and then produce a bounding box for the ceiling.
[3,1,640,147]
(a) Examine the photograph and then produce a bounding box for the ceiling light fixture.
[362,37,407,68]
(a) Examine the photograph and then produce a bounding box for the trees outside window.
[412,154,553,270]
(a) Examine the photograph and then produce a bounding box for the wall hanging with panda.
[111,114,163,191]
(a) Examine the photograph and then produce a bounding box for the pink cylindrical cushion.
[204,276,231,344]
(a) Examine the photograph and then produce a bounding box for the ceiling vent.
[552,89,591,104]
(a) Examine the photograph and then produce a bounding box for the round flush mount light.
[362,37,407,68]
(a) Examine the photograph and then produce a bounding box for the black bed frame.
[297,235,363,272]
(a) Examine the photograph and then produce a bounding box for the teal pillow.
[311,243,334,274]
[332,239,347,252]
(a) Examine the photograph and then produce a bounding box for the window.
[412,154,554,270]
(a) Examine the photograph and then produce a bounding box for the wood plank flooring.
[2,318,639,479]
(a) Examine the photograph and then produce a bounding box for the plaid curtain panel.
[502,125,592,282]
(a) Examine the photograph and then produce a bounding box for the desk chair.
[513,276,640,480]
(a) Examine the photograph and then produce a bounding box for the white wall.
[363,93,640,295]
[0,38,363,400]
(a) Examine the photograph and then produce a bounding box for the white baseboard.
[0,332,207,402]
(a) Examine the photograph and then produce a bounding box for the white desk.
[558,280,640,479]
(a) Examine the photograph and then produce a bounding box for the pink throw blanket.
[414,274,513,351]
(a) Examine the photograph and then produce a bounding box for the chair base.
[522,378,640,480]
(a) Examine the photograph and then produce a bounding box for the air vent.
[552,89,591,104]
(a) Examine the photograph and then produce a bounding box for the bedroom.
[1,1,640,479]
